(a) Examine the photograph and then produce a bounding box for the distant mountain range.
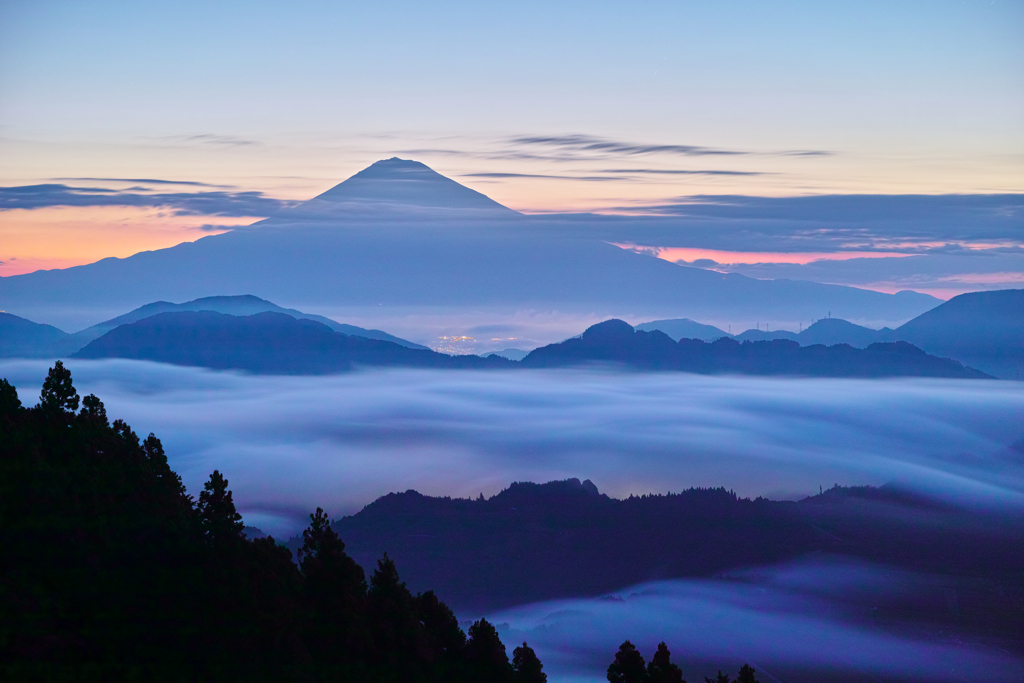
[74,311,506,372]
[0,294,425,358]
[0,158,939,329]
[522,319,989,378]
[0,313,69,358]
[886,289,1024,381]
[59,306,987,378]
[637,289,1024,379]
[2,288,1015,379]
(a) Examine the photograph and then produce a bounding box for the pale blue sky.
[1,0,1021,203]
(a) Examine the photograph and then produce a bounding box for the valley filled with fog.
[4,359,1021,532]
[4,360,1024,681]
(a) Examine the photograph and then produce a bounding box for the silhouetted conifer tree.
[197,470,245,543]
[465,618,514,682]
[1,364,544,682]
[608,640,648,683]
[647,642,685,683]
[299,507,368,667]
[735,664,758,683]
[417,589,467,679]
[368,552,427,677]
[704,671,731,683]
[513,641,547,683]
[38,359,78,416]
[142,432,187,497]
[0,378,22,416]
[78,393,108,426]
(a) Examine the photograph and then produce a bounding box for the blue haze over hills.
[2,288,1021,378]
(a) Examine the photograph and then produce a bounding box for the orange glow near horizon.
[614,244,917,266]
[0,206,252,276]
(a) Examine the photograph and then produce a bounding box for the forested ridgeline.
[318,477,1024,621]
[0,363,544,682]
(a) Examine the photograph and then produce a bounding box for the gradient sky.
[1,0,1022,288]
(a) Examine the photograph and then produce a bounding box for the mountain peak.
[312,158,515,213]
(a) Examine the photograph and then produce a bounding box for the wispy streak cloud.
[0,184,297,217]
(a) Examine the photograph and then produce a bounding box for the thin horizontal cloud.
[154,133,260,147]
[462,173,627,182]
[600,169,767,176]
[53,177,233,188]
[607,193,1024,225]
[0,184,298,217]
[507,134,833,159]
[509,134,744,157]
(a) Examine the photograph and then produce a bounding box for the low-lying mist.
[3,360,1022,538]
[490,557,1023,682]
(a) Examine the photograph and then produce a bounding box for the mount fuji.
[0,158,938,331]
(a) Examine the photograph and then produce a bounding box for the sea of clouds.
[492,557,1023,682]
[3,359,1022,681]
[4,359,1022,535]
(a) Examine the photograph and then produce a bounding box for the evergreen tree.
[513,641,547,683]
[367,552,426,677]
[1,364,544,682]
[142,432,187,497]
[647,642,685,683]
[465,618,514,683]
[0,378,22,416]
[79,393,108,426]
[196,470,245,543]
[38,359,79,415]
[416,589,467,679]
[608,641,648,683]
[704,672,731,683]
[299,507,368,667]
[736,664,758,683]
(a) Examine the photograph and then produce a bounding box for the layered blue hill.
[521,319,990,378]
[885,289,1024,380]
[73,311,506,372]
[71,310,990,378]
[0,312,70,358]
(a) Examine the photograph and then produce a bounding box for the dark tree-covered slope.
[0,364,541,682]
[326,480,1024,650]
[329,480,812,612]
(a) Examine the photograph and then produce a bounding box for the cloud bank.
[2,361,1021,538]
[491,558,1022,682]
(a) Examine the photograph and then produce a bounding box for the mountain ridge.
[0,159,942,330]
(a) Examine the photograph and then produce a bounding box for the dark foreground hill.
[74,311,508,372]
[0,364,544,682]
[324,480,1024,624]
[522,319,991,378]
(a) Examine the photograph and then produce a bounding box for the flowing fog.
[4,359,1023,681]
[3,360,1022,537]
[490,557,1023,682]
